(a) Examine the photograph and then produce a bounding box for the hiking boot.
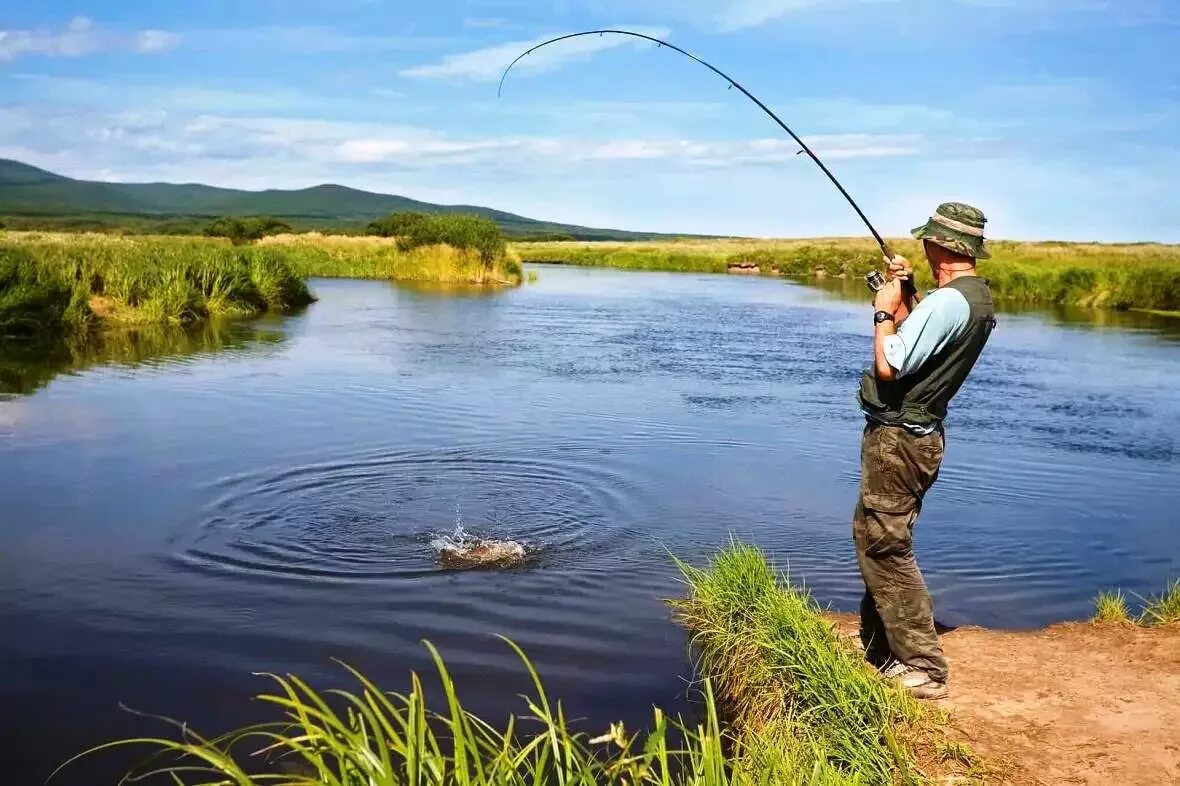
[879,660,909,678]
[892,668,948,700]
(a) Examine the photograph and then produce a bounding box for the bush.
[397,213,506,266]
[204,216,292,246]
[366,211,430,238]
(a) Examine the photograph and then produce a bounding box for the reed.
[59,640,783,786]
[514,238,1180,313]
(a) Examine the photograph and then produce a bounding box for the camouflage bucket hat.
[911,202,990,260]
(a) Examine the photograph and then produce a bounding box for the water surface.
[3,266,1178,784]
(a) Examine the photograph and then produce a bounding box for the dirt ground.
[940,621,1180,785]
[833,616,1180,784]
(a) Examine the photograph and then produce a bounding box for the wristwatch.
[873,310,894,325]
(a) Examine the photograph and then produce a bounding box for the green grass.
[1091,579,1180,626]
[1140,579,1180,626]
[671,540,934,785]
[0,231,523,334]
[58,543,983,786]
[58,639,789,786]
[0,233,314,332]
[262,234,523,286]
[1091,590,1132,623]
[514,238,1180,313]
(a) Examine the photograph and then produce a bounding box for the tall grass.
[1091,578,1180,626]
[0,231,523,335]
[671,541,928,785]
[0,233,314,332]
[514,238,1180,313]
[1091,590,1132,623]
[262,234,523,286]
[59,640,770,786]
[1139,579,1180,626]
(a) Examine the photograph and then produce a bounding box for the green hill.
[0,159,689,240]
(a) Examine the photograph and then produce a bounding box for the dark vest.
[858,276,995,428]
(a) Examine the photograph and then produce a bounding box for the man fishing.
[854,202,996,700]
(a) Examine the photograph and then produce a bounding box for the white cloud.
[400,26,671,82]
[134,29,182,54]
[0,17,180,62]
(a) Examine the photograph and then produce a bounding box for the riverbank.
[65,541,1179,784]
[513,238,1180,314]
[0,232,522,335]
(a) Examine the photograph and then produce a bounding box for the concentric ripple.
[167,444,642,584]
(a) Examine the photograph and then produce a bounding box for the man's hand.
[887,254,913,282]
[873,277,904,314]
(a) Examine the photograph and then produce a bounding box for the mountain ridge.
[0,159,698,240]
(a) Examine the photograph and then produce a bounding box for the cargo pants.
[853,422,948,683]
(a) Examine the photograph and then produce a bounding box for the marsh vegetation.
[513,238,1180,314]
[0,222,521,336]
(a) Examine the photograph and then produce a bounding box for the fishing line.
[498,29,898,260]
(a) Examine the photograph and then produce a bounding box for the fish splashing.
[431,524,530,570]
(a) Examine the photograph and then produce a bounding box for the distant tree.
[204,216,292,245]
[366,211,430,238]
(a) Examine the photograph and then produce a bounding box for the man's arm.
[888,255,916,324]
[875,287,972,382]
[873,279,904,382]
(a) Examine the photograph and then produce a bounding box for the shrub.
[366,211,430,238]
[204,217,292,246]
[397,213,507,266]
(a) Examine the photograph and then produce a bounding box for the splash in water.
[430,523,531,570]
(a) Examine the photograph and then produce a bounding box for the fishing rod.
[498,29,900,265]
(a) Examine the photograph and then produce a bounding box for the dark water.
[3,266,1179,785]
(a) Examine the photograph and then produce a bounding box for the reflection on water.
[394,280,509,298]
[0,320,286,396]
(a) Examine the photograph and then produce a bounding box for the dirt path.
[938,621,1180,785]
[829,616,1180,783]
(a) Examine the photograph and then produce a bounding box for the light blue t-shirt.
[882,287,972,378]
[866,286,972,435]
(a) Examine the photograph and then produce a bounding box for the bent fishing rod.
[499,29,902,269]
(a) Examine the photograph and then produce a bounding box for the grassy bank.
[69,542,978,786]
[260,233,523,285]
[672,542,956,785]
[0,233,314,333]
[0,232,522,335]
[514,238,1180,313]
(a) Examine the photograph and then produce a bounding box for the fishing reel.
[865,269,921,304]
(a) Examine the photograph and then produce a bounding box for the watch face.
[874,311,892,324]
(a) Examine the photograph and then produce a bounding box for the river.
[3,265,1178,784]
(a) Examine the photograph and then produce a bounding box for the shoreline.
[513,237,1180,316]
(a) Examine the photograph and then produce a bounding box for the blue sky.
[1,1,1177,240]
